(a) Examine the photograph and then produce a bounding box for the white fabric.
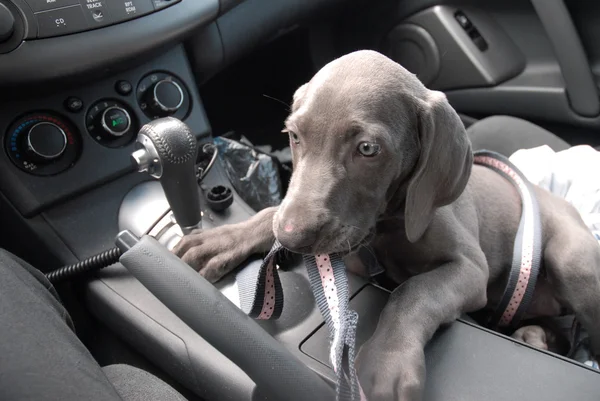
[509,144,600,369]
[509,145,600,240]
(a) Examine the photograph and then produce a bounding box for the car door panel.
[335,0,600,135]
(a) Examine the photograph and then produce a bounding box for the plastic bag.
[213,136,283,211]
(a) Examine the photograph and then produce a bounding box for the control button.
[82,0,112,27]
[0,3,15,43]
[115,80,133,95]
[65,96,83,112]
[91,9,104,22]
[152,0,180,10]
[108,0,154,22]
[454,11,472,30]
[472,34,488,52]
[101,106,131,137]
[27,122,67,160]
[25,0,80,13]
[147,79,184,116]
[36,5,89,38]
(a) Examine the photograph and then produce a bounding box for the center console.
[0,45,209,218]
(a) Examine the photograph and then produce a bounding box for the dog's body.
[174,51,600,400]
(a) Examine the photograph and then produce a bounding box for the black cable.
[43,147,217,285]
[46,247,122,284]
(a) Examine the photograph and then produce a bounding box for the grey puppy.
[174,50,600,400]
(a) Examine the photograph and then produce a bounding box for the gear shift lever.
[130,117,201,234]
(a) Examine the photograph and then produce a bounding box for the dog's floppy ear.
[404,90,473,242]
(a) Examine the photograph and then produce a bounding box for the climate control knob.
[26,122,67,161]
[87,99,137,148]
[137,72,190,121]
[5,112,81,176]
[101,106,131,137]
[146,79,184,117]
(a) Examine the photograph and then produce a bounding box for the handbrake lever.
[116,230,334,401]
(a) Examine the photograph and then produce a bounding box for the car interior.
[1,0,600,400]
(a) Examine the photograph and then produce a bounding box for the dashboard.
[0,0,347,92]
[0,45,209,218]
[0,0,345,219]
[7,0,181,40]
[0,2,218,222]
[0,0,218,87]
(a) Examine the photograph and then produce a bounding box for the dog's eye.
[290,132,300,144]
[357,142,381,157]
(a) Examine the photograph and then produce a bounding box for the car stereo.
[8,0,180,40]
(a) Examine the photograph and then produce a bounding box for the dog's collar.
[473,150,543,329]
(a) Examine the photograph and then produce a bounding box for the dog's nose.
[276,219,319,252]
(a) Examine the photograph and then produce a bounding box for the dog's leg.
[173,206,277,283]
[356,255,488,401]
[511,325,550,351]
[543,222,600,356]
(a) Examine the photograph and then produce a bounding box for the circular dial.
[5,112,81,176]
[27,122,67,160]
[137,72,190,121]
[146,79,184,116]
[86,99,137,148]
[0,0,25,54]
[101,106,131,136]
[0,3,15,43]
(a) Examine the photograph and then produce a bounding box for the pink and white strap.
[474,150,543,329]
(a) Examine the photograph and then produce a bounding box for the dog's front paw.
[356,339,425,401]
[172,226,253,283]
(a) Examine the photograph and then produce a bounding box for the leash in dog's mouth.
[235,241,367,401]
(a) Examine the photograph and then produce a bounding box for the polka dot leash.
[303,252,367,401]
[474,150,543,330]
[235,240,284,319]
[236,242,367,400]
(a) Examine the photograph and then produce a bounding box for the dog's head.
[273,50,472,254]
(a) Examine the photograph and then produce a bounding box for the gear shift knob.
[131,117,201,233]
